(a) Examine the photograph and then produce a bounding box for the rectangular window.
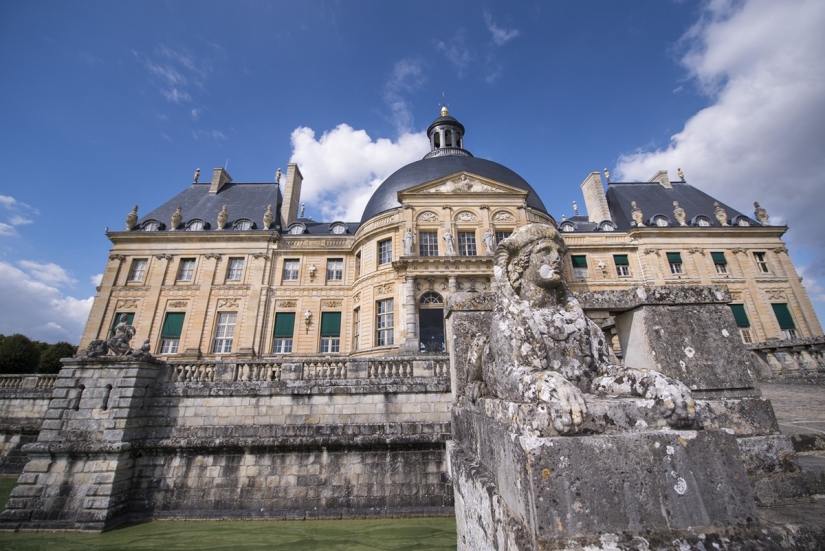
[355,251,362,277]
[326,258,343,281]
[614,254,630,277]
[754,252,770,274]
[495,231,512,245]
[128,259,147,282]
[729,304,752,344]
[283,259,300,281]
[419,232,439,256]
[458,232,477,256]
[160,312,185,354]
[177,258,195,281]
[771,303,797,339]
[320,312,341,353]
[571,255,588,278]
[667,252,683,274]
[273,312,295,354]
[212,312,236,354]
[226,258,244,281]
[352,308,360,351]
[378,239,392,264]
[711,252,728,274]
[376,299,394,346]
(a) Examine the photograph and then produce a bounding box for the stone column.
[400,277,419,353]
[448,276,457,294]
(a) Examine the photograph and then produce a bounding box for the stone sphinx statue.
[82,314,153,360]
[470,224,696,434]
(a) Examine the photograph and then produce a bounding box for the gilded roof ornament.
[677,167,685,180]
[300,203,306,217]
[603,168,611,182]
[125,205,138,230]
[275,168,282,183]
[441,106,449,117]
[217,205,228,230]
[193,168,200,183]
[754,201,769,225]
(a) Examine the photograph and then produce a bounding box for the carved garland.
[375,283,394,295]
[116,299,138,309]
[277,300,297,308]
[493,211,515,222]
[168,301,188,309]
[417,211,439,223]
[321,300,343,309]
[217,298,240,308]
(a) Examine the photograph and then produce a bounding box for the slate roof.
[605,181,759,231]
[283,218,361,236]
[360,155,548,223]
[136,182,283,231]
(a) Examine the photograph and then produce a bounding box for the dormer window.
[287,223,306,235]
[734,216,751,227]
[560,222,575,232]
[186,219,205,231]
[695,216,711,227]
[329,223,347,235]
[653,215,669,227]
[599,221,616,232]
[234,219,253,231]
[141,220,160,232]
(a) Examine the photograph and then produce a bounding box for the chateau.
[81,108,821,362]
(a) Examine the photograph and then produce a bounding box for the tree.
[0,334,41,374]
[38,342,78,374]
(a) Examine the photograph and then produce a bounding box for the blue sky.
[1,0,824,343]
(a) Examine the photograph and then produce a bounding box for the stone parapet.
[748,336,825,381]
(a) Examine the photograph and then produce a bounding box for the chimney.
[280,163,303,228]
[209,167,232,194]
[580,172,611,223]
[648,170,672,189]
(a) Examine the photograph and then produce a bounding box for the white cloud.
[190,108,202,121]
[615,0,825,317]
[90,273,103,286]
[484,11,520,46]
[17,260,77,287]
[9,215,33,226]
[162,87,192,104]
[383,58,426,134]
[192,129,227,141]
[434,31,474,77]
[0,261,93,344]
[0,195,17,208]
[289,124,429,221]
[0,222,17,237]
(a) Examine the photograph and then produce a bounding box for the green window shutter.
[320,312,341,337]
[273,313,296,337]
[613,254,629,266]
[666,252,682,263]
[728,304,750,327]
[571,255,587,268]
[111,312,135,335]
[771,303,796,329]
[161,313,185,338]
[711,252,727,264]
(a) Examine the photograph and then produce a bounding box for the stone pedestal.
[0,357,162,530]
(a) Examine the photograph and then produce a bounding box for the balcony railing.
[748,336,825,379]
[0,374,58,390]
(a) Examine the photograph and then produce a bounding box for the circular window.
[654,216,669,227]
[235,219,252,231]
[288,224,305,235]
[737,218,750,227]
[696,217,711,227]
[331,224,346,235]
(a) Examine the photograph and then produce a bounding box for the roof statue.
[263,204,273,230]
[754,201,769,225]
[217,205,228,230]
[714,201,729,226]
[193,168,200,184]
[572,201,578,216]
[125,205,138,231]
[630,201,645,226]
[677,167,685,180]
[275,168,282,183]
[673,200,687,226]
[468,224,696,434]
[603,168,610,182]
[171,206,182,230]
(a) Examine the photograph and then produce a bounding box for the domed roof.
[360,155,548,223]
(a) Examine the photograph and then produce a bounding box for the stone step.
[792,433,825,453]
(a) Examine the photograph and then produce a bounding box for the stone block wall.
[0,377,56,474]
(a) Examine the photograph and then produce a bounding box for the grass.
[0,476,457,551]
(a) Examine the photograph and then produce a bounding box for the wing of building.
[81,108,822,363]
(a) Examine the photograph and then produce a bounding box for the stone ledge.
[156,378,451,397]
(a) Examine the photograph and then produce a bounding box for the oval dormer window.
[560,223,575,232]
[186,219,204,231]
[234,219,253,231]
[142,220,159,232]
[737,218,750,227]
[696,217,711,227]
[330,223,347,235]
[653,216,669,227]
[599,221,616,232]
[287,223,306,235]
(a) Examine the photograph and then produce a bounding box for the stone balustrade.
[0,374,58,390]
[166,355,450,383]
[748,336,825,380]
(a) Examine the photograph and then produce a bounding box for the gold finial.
[300,202,306,217]
[439,92,449,116]
[677,167,685,180]
[604,168,611,182]
[193,168,200,183]
[441,106,449,116]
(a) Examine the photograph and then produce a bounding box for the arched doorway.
[418,291,445,353]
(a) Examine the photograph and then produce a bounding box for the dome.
[360,155,549,223]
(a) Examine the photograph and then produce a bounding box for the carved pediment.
[399,172,528,198]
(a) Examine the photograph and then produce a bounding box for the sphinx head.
[495,224,568,296]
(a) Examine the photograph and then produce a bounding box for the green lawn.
[0,476,457,551]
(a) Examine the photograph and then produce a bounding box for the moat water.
[0,476,457,550]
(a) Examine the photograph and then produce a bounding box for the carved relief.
[168,301,188,308]
[425,176,504,194]
[766,289,786,301]
[773,247,788,254]
[109,254,125,262]
[455,211,478,222]
[277,300,297,308]
[253,252,268,259]
[729,291,742,301]
[417,211,439,223]
[217,298,240,308]
[155,254,172,260]
[643,248,660,255]
[205,253,222,260]
[321,300,343,308]
[116,299,138,309]
[352,292,360,303]
[375,283,394,295]
[493,211,515,222]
